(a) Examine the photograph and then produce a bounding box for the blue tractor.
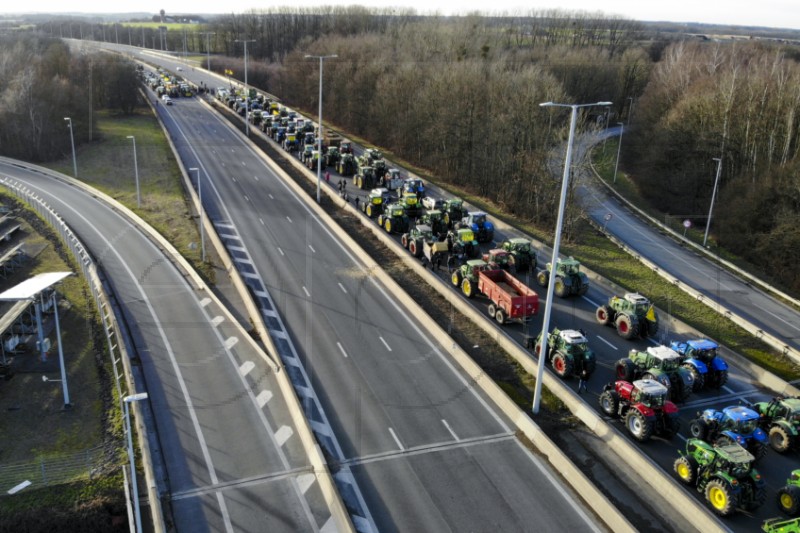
[689,405,768,461]
[670,339,729,391]
[458,211,495,243]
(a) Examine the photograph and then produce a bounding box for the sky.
[5,0,800,31]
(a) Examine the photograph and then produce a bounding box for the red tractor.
[598,379,680,442]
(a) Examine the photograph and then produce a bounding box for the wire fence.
[0,445,115,490]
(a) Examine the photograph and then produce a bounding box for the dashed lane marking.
[256,390,272,407]
[388,428,404,451]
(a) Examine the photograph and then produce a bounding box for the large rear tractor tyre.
[615,358,635,381]
[712,370,729,389]
[682,364,705,392]
[595,305,613,326]
[366,204,373,217]
[554,278,567,298]
[495,309,506,325]
[671,379,691,403]
[715,435,736,448]
[662,416,680,439]
[598,390,619,416]
[377,215,385,227]
[577,283,589,296]
[689,419,709,440]
[507,256,516,274]
[409,240,420,257]
[750,441,768,463]
[769,425,792,454]
[384,219,393,233]
[705,479,735,516]
[615,314,636,339]
[536,270,549,287]
[647,319,659,337]
[778,485,800,516]
[451,270,462,288]
[551,352,573,378]
[674,456,698,484]
[462,278,475,298]
[401,234,409,249]
[626,409,655,442]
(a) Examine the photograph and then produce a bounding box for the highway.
[0,160,339,532]
[152,81,605,531]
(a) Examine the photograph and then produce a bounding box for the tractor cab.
[507,238,531,253]
[340,141,353,154]
[414,224,434,242]
[369,188,390,205]
[557,258,581,276]
[464,259,489,277]
[388,204,406,218]
[457,228,475,244]
[631,379,669,408]
[682,339,718,363]
[624,293,652,314]
[558,329,590,355]
[303,132,316,146]
[721,406,761,435]
[645,345,681,372]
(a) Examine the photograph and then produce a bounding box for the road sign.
[683,219,691,228]
[604,213,613,221]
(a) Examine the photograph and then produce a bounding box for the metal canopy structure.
[0,272,71,301]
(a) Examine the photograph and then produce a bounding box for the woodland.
[8,8,800,292]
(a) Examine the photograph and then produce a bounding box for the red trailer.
[478,269,539,325]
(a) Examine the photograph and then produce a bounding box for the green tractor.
[361,188,390,218]
[762,516,800,533]
[753,396,800,453]
[450,259,489,298]
[615,345,694,402]
[443,197,468,228]
[596,292,659,340]
[377,203,410,235]
[354,166,380,190]
[534,328,596,379]
[418,209,448,237]
[674,438,765,516]
[401,224,436,258]
[397,191,422,217]
[447,228,480,259]
[777,470,800,516]
[500,238,537,273]
[536,257,589,298]
[357,148,383,168]
[322,146,340,168]
[337,153,357,176]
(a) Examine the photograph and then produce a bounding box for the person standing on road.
[578,367,589,393]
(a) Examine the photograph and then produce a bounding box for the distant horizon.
[2,1,798,32]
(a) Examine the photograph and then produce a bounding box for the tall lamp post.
[64,117,77,177]
[703,157,723,248]
[613,122,624,184]
[189,168,206,262]
[126,136,140,208]
[200,32,216,72]
[235,39,256,137]
[305,54,338,204]
[124,392,149,533]
[533,100,612,415]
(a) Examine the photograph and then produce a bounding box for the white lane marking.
[682,388,760,409]
[278,247,284,256]
[596,336,618,350]
[242,161,247,166]
[379,336,392,352]
[199,297,211,307]
[442,419,459,441]
[581,295,601,308]
[232,176,237,183]
[297,473,315,495]
[337,342,349,358]
[224,337,239,349]
[753,303,800,333]
[722,385,735,394]
[308,245,316,253]
[254,175,259,182]
[239,361,255,376]
[269,194,274,199]
[275,426,294,446]
[212,316,224,327]
[302,286,310,298]
[286,216,293,223]
[256,390,272,407]
[244,195,250,203]
[338,282,348,294]
[388,428,404,451]
[259,218,265,225]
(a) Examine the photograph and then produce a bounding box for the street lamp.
[613,122,624,184]
[200,32,216,72]
[627,96,635,122]
[126,136,140,208]
[123,392,149,533]
[703,157,723,248]
[64,117,77,177]
[533,100,612,415]
[189,168,206,262]
[305,54,338,204]
[235,39,256,137]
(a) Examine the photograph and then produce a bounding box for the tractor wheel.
[495,309,506,325]
[769,425,792,454]
[536,270,549,288]
[409,240,420,257]
[689,419,709,440]
[443,212,451,226]
[661,416,680,439]
[626,409,654,442]
[715,435,737,448]
[366,204,373,217]
[682,363,705,392]
[598,390,619,416]
[355,176,362,189]
[595,305,613,326]
[377,215,385,227]
[750,441,768,463]
[488,304,497,319]
[777,485,800,515]
[554,278,568,298]
[451,270,462,288]
[615,358,635,381]
[643,372,671,391]
[462,278,475,298]
[384,219,393,233]
[401,234,409,249]
[551,352,573,378]
[507,256,516,274]
[647,319,659,337]
[615,314,636,339]
[577,283,589,296]
[711,370,729,389]
[706,479,736,516]
[671,379,691,403]
[674,456,698,485]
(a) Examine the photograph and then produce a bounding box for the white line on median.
[595,336,618,350]
[302,286,310,298]
[278,247,284,256]
[388,428,404,450]
[379,336,392,351]
[308,245,316,253]
[259,218,264,225]
[337,342,349,358]
[244,195,250,203]
[286,216,293,223]
[269,194,274,199]
[442,419,460,441]
[338,283,347,294]
[254,175,259,181]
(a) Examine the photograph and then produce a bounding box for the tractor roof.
[426,210,442,216]
[559,257,580,267]
[687,339,718,350]
[371,188,389,196]
[469,211,487,217]
[467,259,488,267]
[559,329,588,344]
[508,237,530,245]
[783,398,800,412]
[722,405,760,422]
[715,443,756,464]
[457,228,475,240]
[646,345,680,361]
[416,224,432,233]
[624,293,650,305]
[633,379,669,395]
[488,249,507,255]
